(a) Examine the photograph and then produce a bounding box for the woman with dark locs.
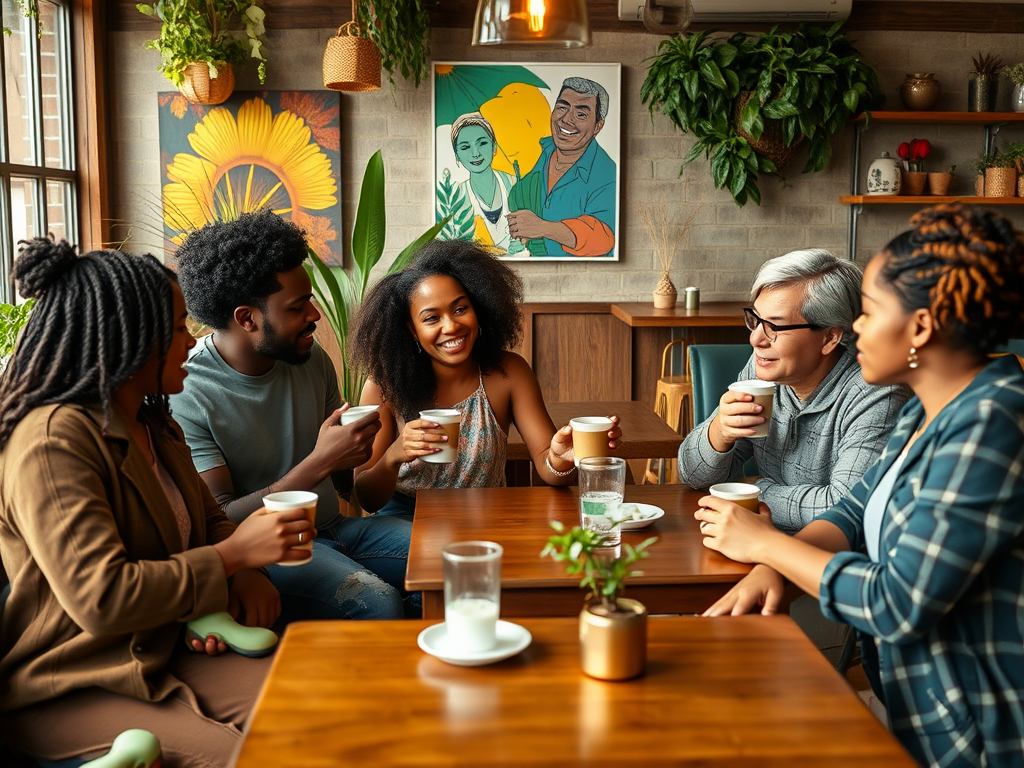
[350,239,620,517]
[0,239,313,767]
[695,205,1024,768]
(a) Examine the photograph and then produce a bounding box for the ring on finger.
[298,532,304,544]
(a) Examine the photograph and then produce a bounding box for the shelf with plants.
[841,195,1022,204]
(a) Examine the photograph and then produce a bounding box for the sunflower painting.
[158,91,343,264]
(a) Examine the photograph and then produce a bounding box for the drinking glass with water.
[578,456,627,547]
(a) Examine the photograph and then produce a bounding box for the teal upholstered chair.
[687,344,757,479]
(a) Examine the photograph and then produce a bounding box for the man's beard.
[256,317,314,366]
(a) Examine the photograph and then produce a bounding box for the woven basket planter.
[984,167,1017,198]
[323,22,381,92]
[734,91,803,172]
[178,62,235,105]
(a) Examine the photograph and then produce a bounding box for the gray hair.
[559,77,609,121]
[750,249,862,348]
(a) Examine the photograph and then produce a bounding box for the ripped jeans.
[266,514,412,622]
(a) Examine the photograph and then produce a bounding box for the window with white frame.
[0,0,76,303]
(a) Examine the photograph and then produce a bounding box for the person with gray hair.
[678,248,911,531]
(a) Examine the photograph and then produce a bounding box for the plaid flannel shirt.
[819,354,1024,768]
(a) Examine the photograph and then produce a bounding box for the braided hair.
[880,204,1024,356]
[350,239,524,422]
[0,238,177,448]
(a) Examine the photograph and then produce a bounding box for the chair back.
[689,344,754,425]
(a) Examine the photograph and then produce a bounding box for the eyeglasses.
[743,307,822,342]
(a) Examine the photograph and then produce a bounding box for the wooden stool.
[645,338,693,484]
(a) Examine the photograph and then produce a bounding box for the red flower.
[898,142,911,159]
[914,139,931,160]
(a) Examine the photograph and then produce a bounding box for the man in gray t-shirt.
[171,210,413,623]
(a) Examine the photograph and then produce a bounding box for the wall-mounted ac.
[619,0,853,25]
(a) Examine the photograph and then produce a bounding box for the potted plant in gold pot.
[542,521,656,681]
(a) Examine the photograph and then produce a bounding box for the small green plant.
[356,0,431,89]
[541,521,656,609]
[971,52,1004,77]
[0,300,35,369]
[946,165,957,175]
[1003,62,1024,85]
[973,148,1017,174]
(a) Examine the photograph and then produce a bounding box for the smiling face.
[254,264,321,366]
[550,88,604,154]
[407,274,479,367]
[853,255,916,386]
[454,124,496,175]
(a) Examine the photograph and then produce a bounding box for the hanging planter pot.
[177,62,235,105]
[323,21,381,92]
[734,90,804,173]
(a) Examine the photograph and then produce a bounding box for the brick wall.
[109,27,1024,301]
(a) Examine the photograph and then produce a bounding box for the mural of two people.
[434,63,620,261]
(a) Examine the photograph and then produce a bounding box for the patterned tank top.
[395,374,508,497]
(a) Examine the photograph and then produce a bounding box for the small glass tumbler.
[578,456,626,547]
[442,541,503,653]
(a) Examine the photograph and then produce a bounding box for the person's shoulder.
[496,351,532,377]
[5,404,101,454]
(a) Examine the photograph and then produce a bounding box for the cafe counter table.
[234,615,915,767]
[406,485,752,619]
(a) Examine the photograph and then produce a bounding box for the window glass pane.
[11,176,40,245]
[45,179,73,241]
[39,1,70,170]
[3,0,38,166]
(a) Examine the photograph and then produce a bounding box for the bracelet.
[545,452,575,477]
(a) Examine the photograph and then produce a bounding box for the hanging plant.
[355,0,431,89]
[641,23,884,206]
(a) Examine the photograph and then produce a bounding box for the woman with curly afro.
[350,239,619,516]
[696,205,1024,768]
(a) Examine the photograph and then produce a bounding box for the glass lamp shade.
[472,0,591,48]
[642,0,692,34]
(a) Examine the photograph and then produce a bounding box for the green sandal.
[81,729,161,768]
[185,612,278,658]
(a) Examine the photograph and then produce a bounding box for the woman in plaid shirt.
[696,204,1024,768]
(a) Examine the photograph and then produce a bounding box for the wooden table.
[407,485,751,619]
[235,616,915,768]
[611,301,748,328]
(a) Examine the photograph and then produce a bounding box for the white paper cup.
[570,416,614,466]
[340,404,380,425]
[709,482,761,512]
[727,379,775,438]
[262,491,317,566]
[419,408,461,463]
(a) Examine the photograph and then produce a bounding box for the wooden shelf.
[841,195,1023,205]
[852,112,1024,125]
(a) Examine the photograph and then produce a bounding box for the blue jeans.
[376,491,416,521]
[266,514,411,623]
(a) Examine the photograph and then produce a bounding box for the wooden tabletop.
[407,485,751,618]
[235,616,915,768]
[508,400,684,461]
[611,301,748,328]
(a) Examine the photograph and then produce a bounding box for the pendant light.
[472,0,591,48]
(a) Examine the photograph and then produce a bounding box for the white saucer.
[418,620,532,666]
[617,503,665,530]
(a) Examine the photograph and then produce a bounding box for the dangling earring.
[908,346,919,369]
[477,327,483,339]
[415,339,422,353]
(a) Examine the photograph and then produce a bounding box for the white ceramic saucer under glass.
[418,620,532,667]
[617,503,665,530]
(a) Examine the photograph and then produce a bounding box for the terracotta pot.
[902,171,927,196]
[984,167,1017,198]
[899,73,941,111]
[579,597,647,681]
[177,62,235,105]
[927,172,952,196]
[653,272,677,309]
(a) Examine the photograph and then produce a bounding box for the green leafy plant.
[1003,62,1024,85]
[641,23,884,207]
[435,169,476,242]
[136,0,268,86]
[1004,143,1024,174]
[0,300,35,370]
[541,521,656,609]
[305,150,450,403]
[972,148,1017,174]
[356,0,431,89]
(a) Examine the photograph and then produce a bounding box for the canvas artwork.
[157,90,343,265]
[433,62,621,261]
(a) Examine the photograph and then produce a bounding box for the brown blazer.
[0,402,236,712]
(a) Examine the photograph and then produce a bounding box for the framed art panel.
[157,91,343,265]
[433,63,621,261]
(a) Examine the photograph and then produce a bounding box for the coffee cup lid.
[728,379,775,396]
[569,416,614,432]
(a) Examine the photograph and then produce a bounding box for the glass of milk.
[578,456,627,547]
[442,541,503,653]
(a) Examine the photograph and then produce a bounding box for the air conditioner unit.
[618,0,852,24]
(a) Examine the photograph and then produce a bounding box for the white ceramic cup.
[262,491,318,566]
[419,408,461,463]
[340,404,380,426]
[443,541,503,653]
[727,379,775,438]
[569,416,614,466]
[709,482,761,512]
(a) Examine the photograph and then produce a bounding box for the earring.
[415,339,422,353]
[908,346,919,369]
[477,327,483,339]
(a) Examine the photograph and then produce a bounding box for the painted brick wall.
[109,27,1024,302]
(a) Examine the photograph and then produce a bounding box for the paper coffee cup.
[340,404,380,426]
[570,417,614,467]
[727,379,775,438]
[709,482,761,512]
[262,491,317,566]
[419,408,461,463]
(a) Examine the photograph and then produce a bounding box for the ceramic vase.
[579,598,647,681]
[903,171,928,196]
[653,272,677,309]
[928,172,953,196]
[898,73,941,111]
[1013,82,1024,113]
[865,151,901,195]
[985,167,1018,197]
[968,75,998,112]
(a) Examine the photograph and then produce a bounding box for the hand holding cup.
[711,381,775,450]
[695,484,776,563]
[566,415,621,466]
